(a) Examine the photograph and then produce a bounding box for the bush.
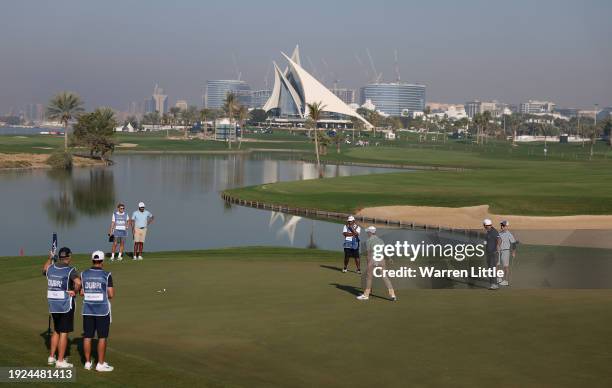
[47,151,73,170]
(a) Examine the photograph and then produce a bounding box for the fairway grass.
[1,247,611,387]
[227,146,612,216]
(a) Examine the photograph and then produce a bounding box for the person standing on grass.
[483,219,501,290]
[80,251,114,372]
[109,203,129,261]
[43,247,81,368]
[498,220,517,286]
[357,226,396,301]
[342,216,361,274]
[131,202,154,260]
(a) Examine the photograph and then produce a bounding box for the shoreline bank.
[0,153,106,170]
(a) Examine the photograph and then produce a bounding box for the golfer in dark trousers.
[81,250,115,372]
[483,219,501,290]
[43,247,81,368]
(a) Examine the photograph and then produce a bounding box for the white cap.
[91,250,105,261]
[138,202,146,208]
[483,219,492,226]
[347,216,355,221]
[366,226,376,233]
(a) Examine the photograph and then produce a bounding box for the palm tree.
[168,107,180,138]
[307,102,326,172]
[224,92,239,149]
[237,105,249,149]
[181,106,198,139]
[46,92,85,151]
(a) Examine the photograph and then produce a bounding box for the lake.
[0,154,399,256]
[0,153,608,288]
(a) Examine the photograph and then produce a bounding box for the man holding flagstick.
[43,246,81,368]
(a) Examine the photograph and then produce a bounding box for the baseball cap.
[366,226,376,233]
[500,220,509,226]
[347,216,355,221]
[483,219,493,226]
[138,202,146,208]
[91,250,105,261]
[58,247,71,259]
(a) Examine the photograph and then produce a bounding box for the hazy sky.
[1,0,610,113]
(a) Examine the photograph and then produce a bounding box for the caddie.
[81,250,115,372]
[43,247,81,368]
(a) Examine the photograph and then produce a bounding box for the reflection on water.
[44,169,116,226]
[269,212,302,245]
[0,154,398,256]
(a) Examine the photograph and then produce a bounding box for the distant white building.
[519,100,556,114]
[115,122,136,132]
[175,100,188,111]
[361,99,376,112]
[432,104,468,120]
[464,100,499,118]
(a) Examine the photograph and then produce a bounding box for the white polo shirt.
[342,224,361,241]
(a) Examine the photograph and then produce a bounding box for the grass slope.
[1,247,611,387]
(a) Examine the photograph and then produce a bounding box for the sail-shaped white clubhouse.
[263,46,373,129]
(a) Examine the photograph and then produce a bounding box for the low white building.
[115,122,136,132]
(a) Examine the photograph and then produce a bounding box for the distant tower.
[152,84,168,114]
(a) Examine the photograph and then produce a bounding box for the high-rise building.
[464,100,499,118]
[127,101,143,117]
[359,83,426,116]
[23,104,44,123]
[519,100,556,114]
[251,90,272,109]
[205,80,252,109]
[152,84,168,114]
[175,100,188,111]
[144,97,155,114]
[331,88,356,105]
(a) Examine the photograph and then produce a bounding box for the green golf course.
[1,247,611,387]
[227,144,612,216]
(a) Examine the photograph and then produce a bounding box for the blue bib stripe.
[46,265,74,313]
[81,269,111,316]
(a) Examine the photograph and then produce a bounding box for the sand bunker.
[358,205,612,248]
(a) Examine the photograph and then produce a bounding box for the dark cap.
[500,220,509,227]
[58,247,72,259]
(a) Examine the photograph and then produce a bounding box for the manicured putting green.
[1,247,611,387]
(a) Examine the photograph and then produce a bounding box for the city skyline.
[1,0,611,113]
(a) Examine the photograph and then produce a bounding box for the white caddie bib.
[47,290,66,299]
[84,293,104,302]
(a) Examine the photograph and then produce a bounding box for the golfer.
[342,216,361,274]
[131,202,154,260]
[498,220,517,286]
[81,251,114,372]
[483,219,501,290]
[109,203,129,261]
[43,247,81,368]
[357,226,396,301]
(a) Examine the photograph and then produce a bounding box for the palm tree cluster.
[46,92,85,150]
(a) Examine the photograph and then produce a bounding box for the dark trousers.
[486,251,499,285]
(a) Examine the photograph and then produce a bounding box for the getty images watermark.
[371,241,504,279]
